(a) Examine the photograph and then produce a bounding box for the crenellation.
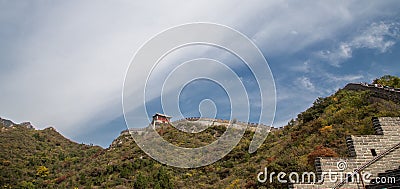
[343,83,400,104]
[293,117,400,188]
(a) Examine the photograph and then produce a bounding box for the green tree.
[154,167,173,189]
[20,181,35,189]
[133,172,148,189]
[373,75,400,88]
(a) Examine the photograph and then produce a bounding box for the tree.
[20,181,35,189]
[36,166,49,178]
[373,75,400,88]
[154,167,173,189]
[133,172,148,189]
[307,146,338,167]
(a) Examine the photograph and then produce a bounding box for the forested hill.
[1,75,400,188]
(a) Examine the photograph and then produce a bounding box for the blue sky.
[1,1,400,147]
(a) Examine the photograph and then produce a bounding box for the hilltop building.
[151,113,172,126]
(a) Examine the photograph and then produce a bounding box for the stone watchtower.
[292,117,400,189]
[151,113,172,128]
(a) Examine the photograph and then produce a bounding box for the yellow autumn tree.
[36,166,49,178]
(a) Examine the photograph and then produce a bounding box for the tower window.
[347,174,353,183]
[370,149,377,156]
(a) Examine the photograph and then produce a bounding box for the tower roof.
[153,113,172,118]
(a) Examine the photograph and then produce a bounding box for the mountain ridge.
[0,117,34,129]
[1,76,400,188]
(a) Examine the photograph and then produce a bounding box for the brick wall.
[293,117,400,189]
[343,83,400,103]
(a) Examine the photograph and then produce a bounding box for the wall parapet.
[343,83,400,103]
[292,117,400,189]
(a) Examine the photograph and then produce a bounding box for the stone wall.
[171,117,276,132]
[292,117,400,189]
[343,83,400,103]
[366,166,400,188]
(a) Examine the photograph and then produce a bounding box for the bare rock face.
[20,122,34,129]
[0,117,35,129]
[0,117,15,127]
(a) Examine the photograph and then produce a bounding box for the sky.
[1,1,400,147]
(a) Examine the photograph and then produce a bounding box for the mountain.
[0,119,103,188]
[1,76,400,188]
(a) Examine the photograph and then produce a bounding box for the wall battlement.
[119,117,279,136]
[344,83,400,103]
[292,117,400,189]
[171,117,278,133]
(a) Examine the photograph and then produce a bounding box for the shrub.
[307,146,338,166]
[36,166,49,178]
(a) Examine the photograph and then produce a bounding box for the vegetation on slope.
[0,122,102,188]
[373,75,400,88]
[1,75,400,188]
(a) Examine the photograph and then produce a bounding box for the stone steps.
[292,117,400,189]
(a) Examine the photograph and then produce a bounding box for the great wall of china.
[292,117,400,189]
[344,83,400,104]
[171,117,279,133]
[292,83,400,188]
[121,117,279,136]
[120,83,399,188]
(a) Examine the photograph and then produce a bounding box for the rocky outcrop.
[0,117,15,127]
[0,117,34,129]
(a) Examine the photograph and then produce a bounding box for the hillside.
[0,119,103,188]
[1,76,400,188]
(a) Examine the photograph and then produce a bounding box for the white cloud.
[296,77,315,92]
[352,22,399,52]
[0,1,399,141]
[319,22,400,66]
[289,61,311,73]
[325,73,363,83]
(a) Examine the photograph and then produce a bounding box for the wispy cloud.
[289,61,311,73]
[0,1,399,145]
[325,73,364,83]
[318,22,400,66]
[296,77,315,92]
